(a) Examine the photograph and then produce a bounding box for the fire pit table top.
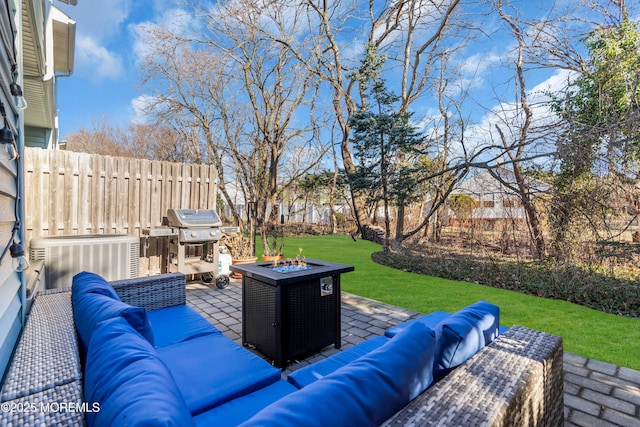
[229,259,354,286]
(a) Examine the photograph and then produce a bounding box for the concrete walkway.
[186,279,640,427]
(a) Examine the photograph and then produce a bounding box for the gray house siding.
[24,126,49,148]
[0,0,25,380]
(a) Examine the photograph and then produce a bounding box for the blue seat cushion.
[84,316,194,427]
[147,305,220,348]
[385,311,451,338]
[433,300,500,379]
[157,333,282,415]
[193,380,297,427]
[288,336,389,388]
[240,322,436,427]
[72,273,154,355]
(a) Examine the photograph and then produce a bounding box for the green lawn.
[268,235,640,371]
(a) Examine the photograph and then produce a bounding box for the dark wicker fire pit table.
[229,259,354,368]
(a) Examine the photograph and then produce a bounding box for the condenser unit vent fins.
[29,235,140,289]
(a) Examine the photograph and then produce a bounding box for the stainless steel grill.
[167,209,222,243]
[165,209,229,288]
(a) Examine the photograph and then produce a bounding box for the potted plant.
[261,223,285,262]
[219,234,257,278]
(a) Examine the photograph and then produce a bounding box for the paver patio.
[186,279,640,427]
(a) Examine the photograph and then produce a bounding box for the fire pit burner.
[265,257,313,274]
[268,264,313,273]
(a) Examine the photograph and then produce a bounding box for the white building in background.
[219,181,351,225]
[449,167,549,225]
[220,181,248,221]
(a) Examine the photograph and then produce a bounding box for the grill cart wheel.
[215,274,230,289]
[201,272,214,283]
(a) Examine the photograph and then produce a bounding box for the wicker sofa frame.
[0,273,564,426]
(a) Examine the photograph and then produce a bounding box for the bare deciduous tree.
[65,117,190,162]
[251,0,468,243]
[138,0,327,254]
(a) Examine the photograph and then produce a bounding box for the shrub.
[372,247,639,318]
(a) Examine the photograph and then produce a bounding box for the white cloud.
[130,95,157,124]
[460,51,503,78]
[130,7,199,64]
[529,68,577,102]
[416,68,573,166]
[462,69,575,162]
[339,41,367,69]
[74,36,124,81]
[63,0,131,40]
[58,1,131,81]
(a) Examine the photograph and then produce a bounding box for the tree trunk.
[340,131,369,234]
[512,164,546,259]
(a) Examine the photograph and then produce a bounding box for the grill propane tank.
[218,246,233,276]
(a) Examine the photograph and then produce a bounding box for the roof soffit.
[49,5,75,75]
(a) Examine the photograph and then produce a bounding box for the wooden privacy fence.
[23,148,218,276]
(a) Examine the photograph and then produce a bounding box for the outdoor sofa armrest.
[0,289,85,426]
[383,325,564,427]
[111,272,186,311]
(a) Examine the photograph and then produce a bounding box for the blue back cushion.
[385,311,451,338]
[241,322,436,427]
[72,272,154,355]
[72,271,121,300]
[433,300,500,379]
[84,317,194,427]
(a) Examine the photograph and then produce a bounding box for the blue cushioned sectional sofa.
[72,271,510,427]
[0,271,564,426]
[72,272,292,426]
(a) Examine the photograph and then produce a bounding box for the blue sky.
[54,0,637,150]
[56,1,163,138]
[54,0,516,141]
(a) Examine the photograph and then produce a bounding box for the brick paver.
[186,279,640,426]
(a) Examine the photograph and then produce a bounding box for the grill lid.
[167,209,222,228]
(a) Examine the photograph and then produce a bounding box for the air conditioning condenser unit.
[29,234,140,289]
